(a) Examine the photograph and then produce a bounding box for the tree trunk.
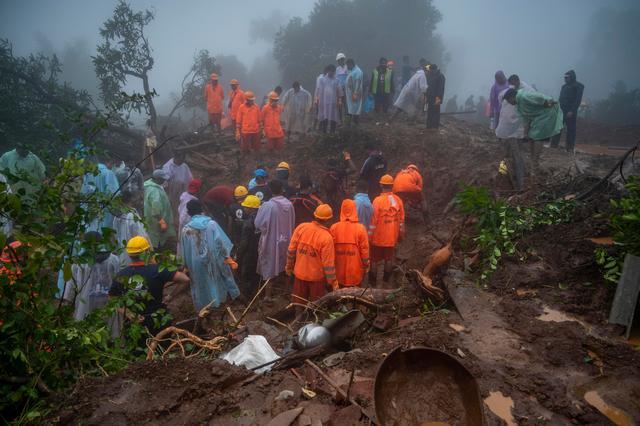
[142,72,158,135]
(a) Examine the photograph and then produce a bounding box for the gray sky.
[1,0,638,108]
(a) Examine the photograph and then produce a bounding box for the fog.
[1,0,639,117]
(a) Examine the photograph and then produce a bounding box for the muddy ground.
[46,116,640,425]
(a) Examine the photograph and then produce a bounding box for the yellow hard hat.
[379,174,394,185]
[241,195,261,209]
[244,91,255,101]
[268,91,280,100]
[230,79,239,85]
[210,73,219,80]
[276,161,290,170]
[314,204,333,220]
[234,185,248,197]
[126,236,151,254]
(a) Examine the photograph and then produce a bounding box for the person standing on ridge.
[345,58,364,125]
[228,79,245,130]
[489,71,509,129]
[281,81,313,141]
[426,64,445,129]
[203,73,224,134]
[316,64,341,134]
[261,91,285,152]
[371,57,394,113]
[551,70,584,153]
[236,91,262,152]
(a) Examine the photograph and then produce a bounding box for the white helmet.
[336,52,346,61]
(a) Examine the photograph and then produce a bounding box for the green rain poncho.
[143,179,175,248]
[516,90,563,141]
[0,149,45,197]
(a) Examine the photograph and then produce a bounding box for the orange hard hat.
[230,79,239,85]
[314,204,333,220]
[244,91,255,101]
[268,91,280,101]
[210,73,219,80]
[379,174,394,185]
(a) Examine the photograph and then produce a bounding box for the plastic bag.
[297,324,330,349]
[222,335,280,373]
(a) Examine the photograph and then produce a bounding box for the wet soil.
[45,116,640,425]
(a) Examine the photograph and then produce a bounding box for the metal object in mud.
[374,346,484,426]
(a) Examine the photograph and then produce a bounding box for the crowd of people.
[0,52,585,338]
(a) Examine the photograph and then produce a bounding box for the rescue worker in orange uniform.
[228,79,245,129]
[203,73,224,134]
[392,164,427,217]
[369,174,405,286]
[236,91,262,152]
[261,91,285,151]
[330,199,370,287]
[286,204,338,310]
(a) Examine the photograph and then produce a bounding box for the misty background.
[1,0,639,122]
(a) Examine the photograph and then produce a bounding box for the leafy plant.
[455,185,576,282]
[595,176,640,284]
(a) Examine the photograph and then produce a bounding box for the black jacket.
[426,70,445,103]
[558,70,584,114]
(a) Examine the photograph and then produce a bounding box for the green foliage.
[274,0,446,90]
[0,118,175,422]
[595,176,640,284]
[455,185,576,282]
[0,39,92,155]
[93,1,157,128]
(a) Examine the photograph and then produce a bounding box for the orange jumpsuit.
[229,88,245,122]
[286,221,337,302]
[369,191,405,262]
[261,104,285,150]
[392,168,424,206]
[330,200,369,287]
[236,103,262,151]
[204,83,224,127]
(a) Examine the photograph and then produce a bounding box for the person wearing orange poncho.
[330,199,369,287]
[393,164,427,215]
[203,73,224,134]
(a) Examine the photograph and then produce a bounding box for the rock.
[297,414,312,426]
[266,407,304,426]
[275,390,295,401]
[322,352,346,367]
[398,316,421,327]
[299,402,334,424]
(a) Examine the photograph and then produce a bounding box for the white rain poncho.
[81,163,120,232]
[495,82,536,139]
[393,69,427,115]
[112,209,150,265]
[0,173,13,237]
[281,87,313,134]
[315,74,342,123]
[63,253,121,321]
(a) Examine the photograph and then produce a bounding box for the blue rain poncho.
[345,65,364,115]
[516,90,564,141]
[354,192,373,230]
[81,163,120,232]
[181,215,240,310]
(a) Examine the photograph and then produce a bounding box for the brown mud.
[45,116,640,425]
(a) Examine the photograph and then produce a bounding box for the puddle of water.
[584,390,634,426]
[449,323,465,332]
[537,306,577,323]
[484,391,516,426]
